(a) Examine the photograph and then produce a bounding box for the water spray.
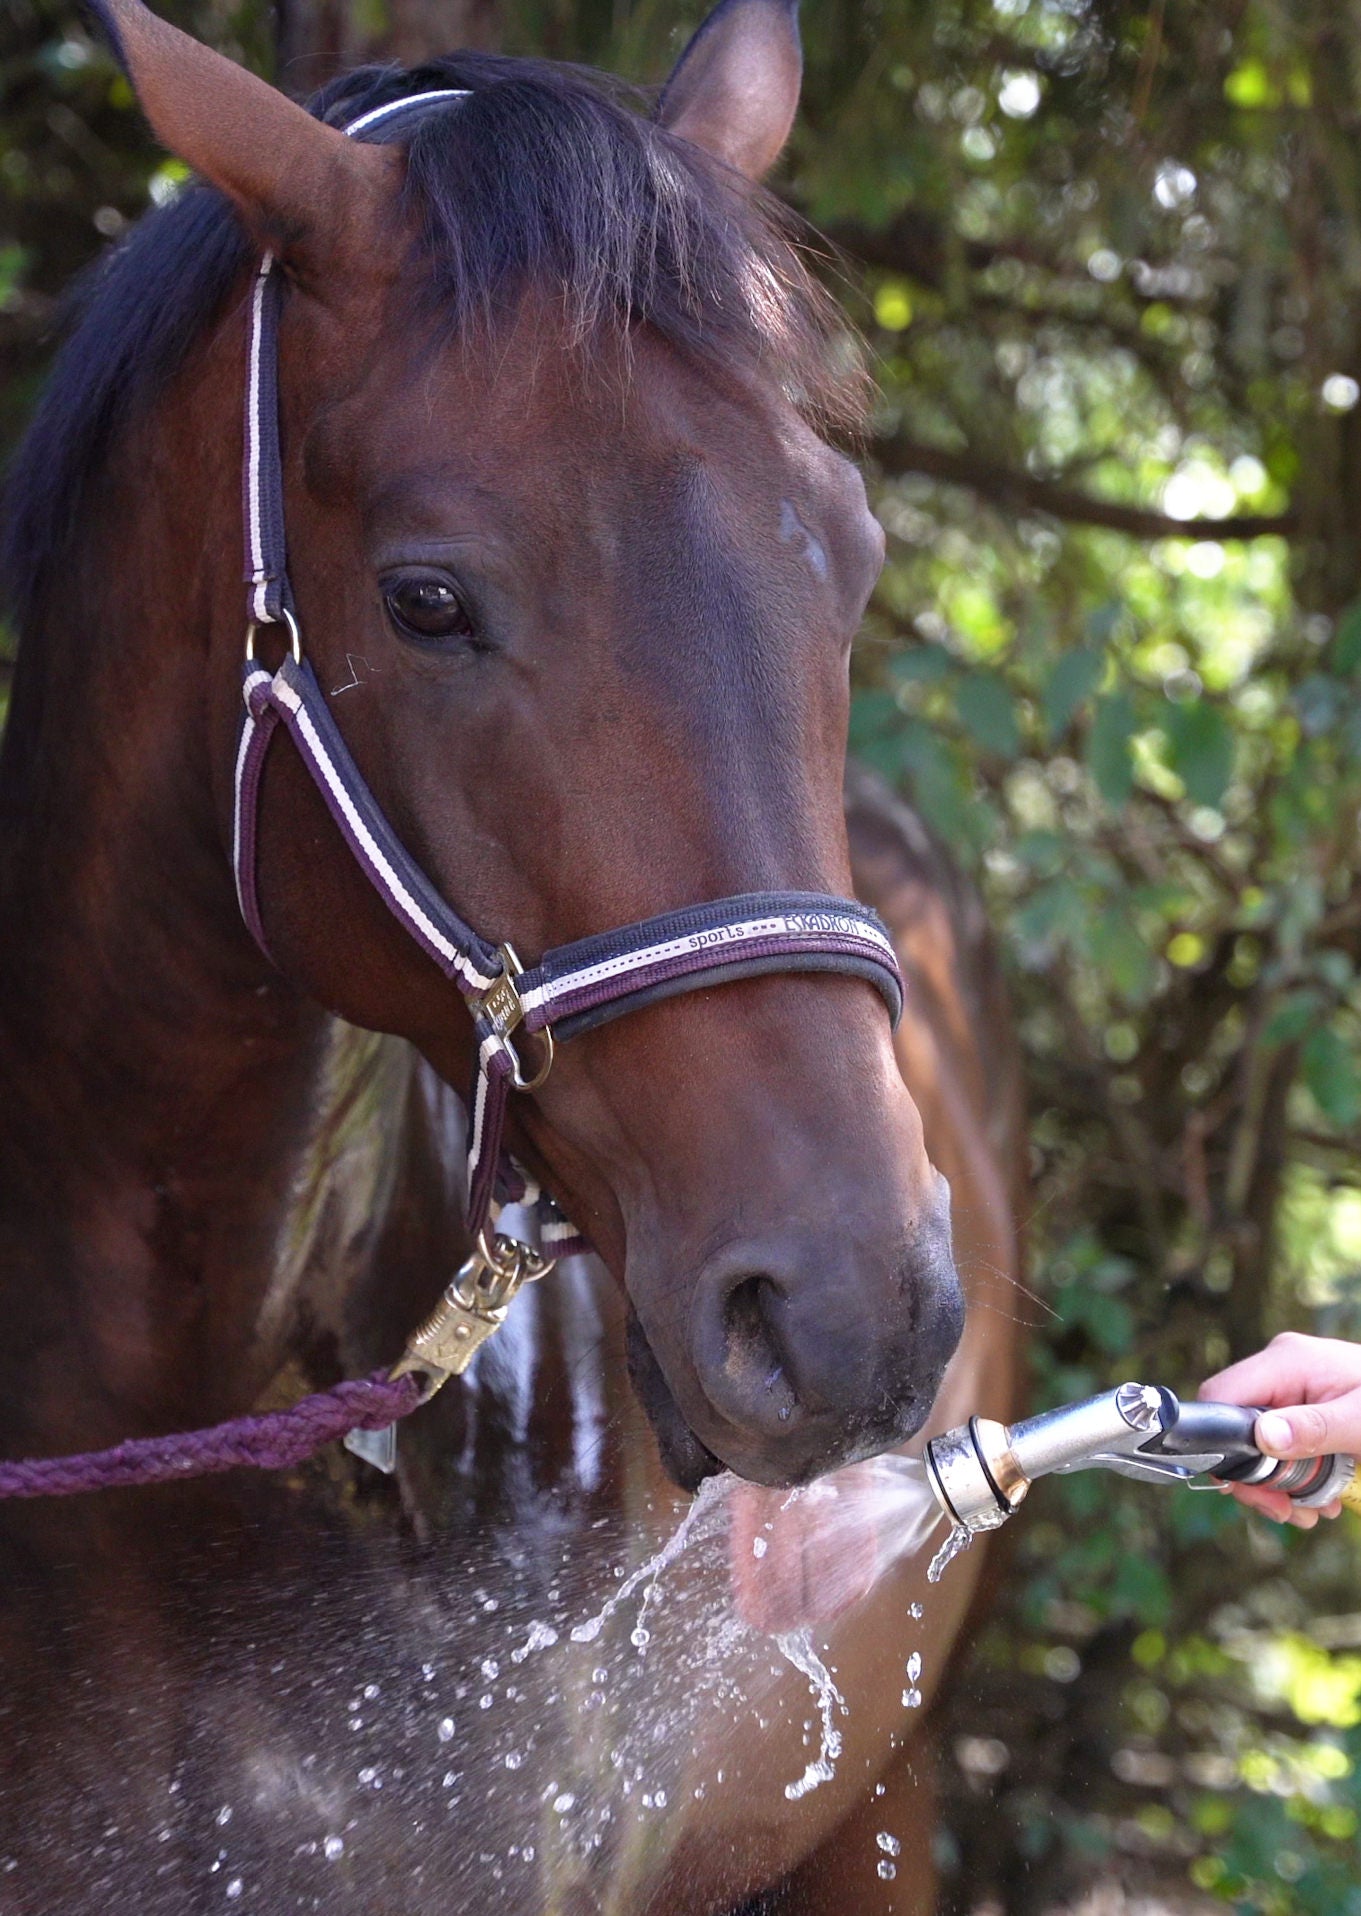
[923,1383,1361,1538]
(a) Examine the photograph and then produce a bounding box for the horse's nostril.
[717,1273,800,1426]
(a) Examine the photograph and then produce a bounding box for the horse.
[0,0,1024,1908]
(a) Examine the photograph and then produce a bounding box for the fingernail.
[1257,1412,1293,1454]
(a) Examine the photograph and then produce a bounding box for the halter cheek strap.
[232,89,906,1246]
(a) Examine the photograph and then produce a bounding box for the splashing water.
[851,1454,947,1569]
[927,1523,974,1585]
[926,1479,1016,1584]
[556,1473,857,1800]
[772,1627,845,1800]
[75,1441,960,1907]
[545,1451,950,1804]
[569,1477,729,1646]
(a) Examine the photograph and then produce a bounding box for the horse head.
[94,0,964,1488]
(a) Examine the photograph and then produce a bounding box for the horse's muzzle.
[632,1178,965,1489]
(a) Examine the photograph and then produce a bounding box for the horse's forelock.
[1,49,866,638]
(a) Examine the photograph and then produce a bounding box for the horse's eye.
[383,574,475,644]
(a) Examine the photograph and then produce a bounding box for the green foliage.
[783,0,1361,1902]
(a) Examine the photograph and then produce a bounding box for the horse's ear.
[657,0,802,181]
[84,0,396,265]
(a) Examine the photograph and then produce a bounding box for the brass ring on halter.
[496,942,555,1093]
[472,1227,553,1298]
[244,606,303,666]
[508,1024,555,1093]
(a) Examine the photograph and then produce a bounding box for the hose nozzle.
[923,1382,1357,1536]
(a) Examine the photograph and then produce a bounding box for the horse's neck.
[0,383,438,1451]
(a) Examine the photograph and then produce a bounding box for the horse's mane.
[1,51,867,634]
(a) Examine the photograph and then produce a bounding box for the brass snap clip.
[389,1226,556,1403]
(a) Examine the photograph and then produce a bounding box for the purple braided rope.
[0,1370,423,1500]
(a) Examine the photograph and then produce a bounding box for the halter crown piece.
[231,88,906,1256]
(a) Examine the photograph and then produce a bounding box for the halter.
[231,87,906,1249]
[0,85,908,1502]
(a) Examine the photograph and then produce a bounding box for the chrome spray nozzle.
[923,1382,1358,1536]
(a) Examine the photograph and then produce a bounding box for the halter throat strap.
[232,89,906,1244]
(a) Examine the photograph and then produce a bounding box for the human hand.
[1199,1332,1361,1527]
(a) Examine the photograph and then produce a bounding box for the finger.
[1221,1478,1338,1526]
[1222,1482,1295,1524]
[1254,1390,1361,1459]
[1201,1334,1361,1411]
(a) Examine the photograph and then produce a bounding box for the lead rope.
[0,1213,552,1499]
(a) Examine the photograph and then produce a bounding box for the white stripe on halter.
[342,89,472,138]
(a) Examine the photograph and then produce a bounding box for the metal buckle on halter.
[482,943,555,1093]
[388,1226,556,1404]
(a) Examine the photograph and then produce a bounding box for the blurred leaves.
[1163,701,1234,809]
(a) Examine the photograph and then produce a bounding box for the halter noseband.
[231,88,905,1246]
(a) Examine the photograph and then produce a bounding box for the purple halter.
[232,87,905,1244]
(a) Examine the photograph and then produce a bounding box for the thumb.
[1256,1394,1361,1459]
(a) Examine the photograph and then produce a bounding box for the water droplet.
[592,1667,608,1684]
[480,1659,499,1680]
[552,1793,576,1815]
[877,1860,897,1881]
[225,1878,243,1901]
[362,1683,380,1701]
[421,1662,436,1682]
[512,1621,560,1663]
[504,1752,522,1771]
[877,1832,901,1856]
[927,1522,974,1585]
[479,1695,493,1711]
[908,1602,923,1619]
[901,1687,922,1709]
[322,1836,344,1862]
[437,1718,455,1743]
[906,1651,922,1683]
[751,1537,768,1559]
[630,1627,650,1649]
[215,1807,232,1828]
[875,1782,886,1796]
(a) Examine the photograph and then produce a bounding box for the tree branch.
[875,437,1297,542]
[821,208,1207,313]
